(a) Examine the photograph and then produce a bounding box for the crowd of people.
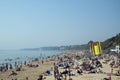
[51,52,120,80]
[0,51,120,80]
[0,63,11,72]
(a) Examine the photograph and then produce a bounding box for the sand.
[0,60,55,80]
[0,52,120,80]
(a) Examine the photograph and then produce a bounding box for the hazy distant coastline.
[20,33,120,51]
[0,33,119,51]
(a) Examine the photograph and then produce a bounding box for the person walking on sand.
[42,60,44,64]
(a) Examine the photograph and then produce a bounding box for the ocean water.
[0,50,63,65]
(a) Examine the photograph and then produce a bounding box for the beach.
[0,51,120,80]
[0,59,55,80]
[0,0,119,80]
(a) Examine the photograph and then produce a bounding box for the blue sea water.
[0,50,63,65]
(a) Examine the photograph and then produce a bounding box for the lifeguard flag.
[90,42,102,56]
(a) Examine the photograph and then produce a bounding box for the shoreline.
[0,51,120,80]
[0,57,56,80]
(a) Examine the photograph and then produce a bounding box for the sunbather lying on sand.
[9,71,17,76]
[103,77,111,80]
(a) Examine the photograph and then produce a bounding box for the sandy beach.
[0,60,55,80]
[0,52,120,80]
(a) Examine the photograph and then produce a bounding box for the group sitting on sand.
[51,52,120,80]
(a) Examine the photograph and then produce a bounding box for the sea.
[0,50,64,66]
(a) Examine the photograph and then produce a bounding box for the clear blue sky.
[0,0,120,49]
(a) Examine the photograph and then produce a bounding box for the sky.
[0,0,120,49]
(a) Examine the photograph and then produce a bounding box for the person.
[103,77,111,80]
[24,61,27,65]
[96,60,102,68]
[5,63,8,70]
[114,69,120,76]
[16,67,21,71]
[61,69,68,75]
[42,60,44,64]
[9,71,17,76]
[45,70,51,76]
[0,66,2,72]
[37,75,44,80]
[54,65,59,79]
[77,68,83,75]
[97,69,103,73]
[9,64,13,69]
